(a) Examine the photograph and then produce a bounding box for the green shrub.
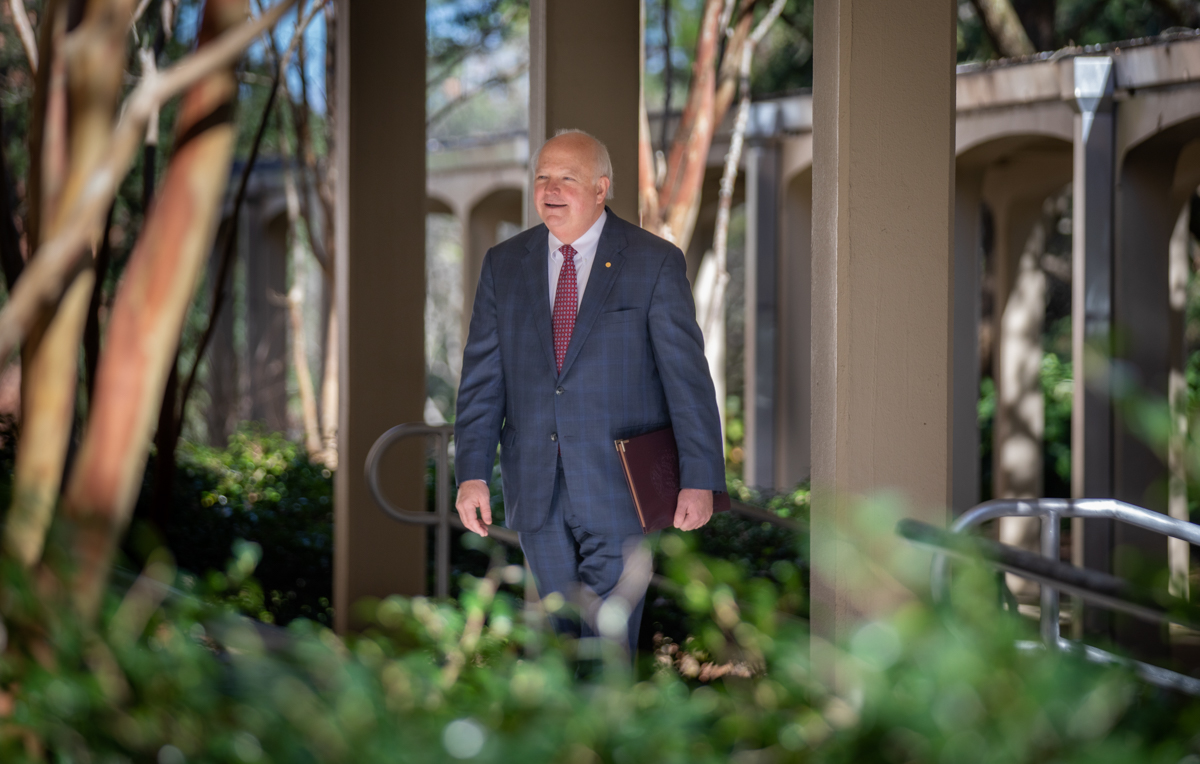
[157,428,334,626]
[0,527,1195,763]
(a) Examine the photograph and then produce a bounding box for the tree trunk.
[1011,0,1056,51]
[9,0,132,569]
[319,306,337,469]
[971,0,1035,58]
[61,0,258,620]
[284,162,322,459]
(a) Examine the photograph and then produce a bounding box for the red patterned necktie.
[552,244,579,374]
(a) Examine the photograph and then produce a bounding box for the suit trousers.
[518,456,649,655]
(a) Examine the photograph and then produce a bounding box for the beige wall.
[811,0,957,643]
[334,0,428,632]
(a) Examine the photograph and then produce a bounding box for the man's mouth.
[544,202,567,209]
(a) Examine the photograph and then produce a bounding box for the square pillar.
[1069,56,1115,636]
[951,168,983,515]
[528,0,640,225]
[778,167,812,489]
[744,143,780,491]
[810,0,957,643]
[245,203,290,433]
[334,0,428,632]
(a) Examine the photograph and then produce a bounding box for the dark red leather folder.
[614,426,731,533]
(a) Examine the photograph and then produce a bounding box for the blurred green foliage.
[139,426,805,658]
[153,428,334,627]
[2,517,1198,762]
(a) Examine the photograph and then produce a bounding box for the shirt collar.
[548,209,607,257]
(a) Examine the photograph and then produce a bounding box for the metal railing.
[903,498,1200,696]
[365,423,803,599]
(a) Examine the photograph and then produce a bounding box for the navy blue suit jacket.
[454,209,725,536]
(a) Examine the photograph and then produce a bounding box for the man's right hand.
[455,479,493,537]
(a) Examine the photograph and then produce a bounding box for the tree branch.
[426,4,522,89]
[704,0,785,341]
[292,32,331,277]
[8,0,39,74]
[177,0,322,432]
[652,0,724,247]
[426,60,529,127]
[0,0,298,373]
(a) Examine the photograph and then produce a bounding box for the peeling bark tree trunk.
[700,0,785,438]
[9,0,133,569]
[640,0,756,254]
[61,0,258,620]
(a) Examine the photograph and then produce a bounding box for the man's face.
[533,135,610,244]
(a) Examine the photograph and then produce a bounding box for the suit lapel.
[521,226,557,375]
[558,213,627,378]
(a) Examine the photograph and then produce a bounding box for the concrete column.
[1069,59,1115,633]
[977,154,1068,603]
[1111,126,1188,653]
[810,0,956,642]
[980,153,1070,515]
[951,168,982,515]
[528,0,640,225]
[744,143,780,490]
[334,0,427,632]
[245,207,290,433]
[778,168,812,489]
[464,189,523,342]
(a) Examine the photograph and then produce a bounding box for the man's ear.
[596,176,611,201]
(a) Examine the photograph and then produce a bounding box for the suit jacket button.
[556,387,564,395]
[550,433,558,442]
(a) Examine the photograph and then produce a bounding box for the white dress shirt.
[548,210,607,309]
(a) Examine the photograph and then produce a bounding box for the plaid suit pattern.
[455,209,725,537]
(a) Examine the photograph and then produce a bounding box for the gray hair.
[531,128,614,199]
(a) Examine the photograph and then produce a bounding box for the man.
[454,129,724,653]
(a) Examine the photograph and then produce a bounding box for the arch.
[955,100,1074,158]
[1118,90,1200,166]
[426,195,454,216]
[951,133,1072,547]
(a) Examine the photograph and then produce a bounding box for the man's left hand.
[673,488,714,531]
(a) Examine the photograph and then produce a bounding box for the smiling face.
[533,133,610,244]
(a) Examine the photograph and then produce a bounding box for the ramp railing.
[900,498,1200,696]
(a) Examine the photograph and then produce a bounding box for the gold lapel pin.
[605,262,611,268]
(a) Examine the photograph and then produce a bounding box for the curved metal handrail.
[365,423,455,598]
[924,497,1200,696]
[366,422,805,600]
[365,423,454,527]
[932,498,1200,604]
